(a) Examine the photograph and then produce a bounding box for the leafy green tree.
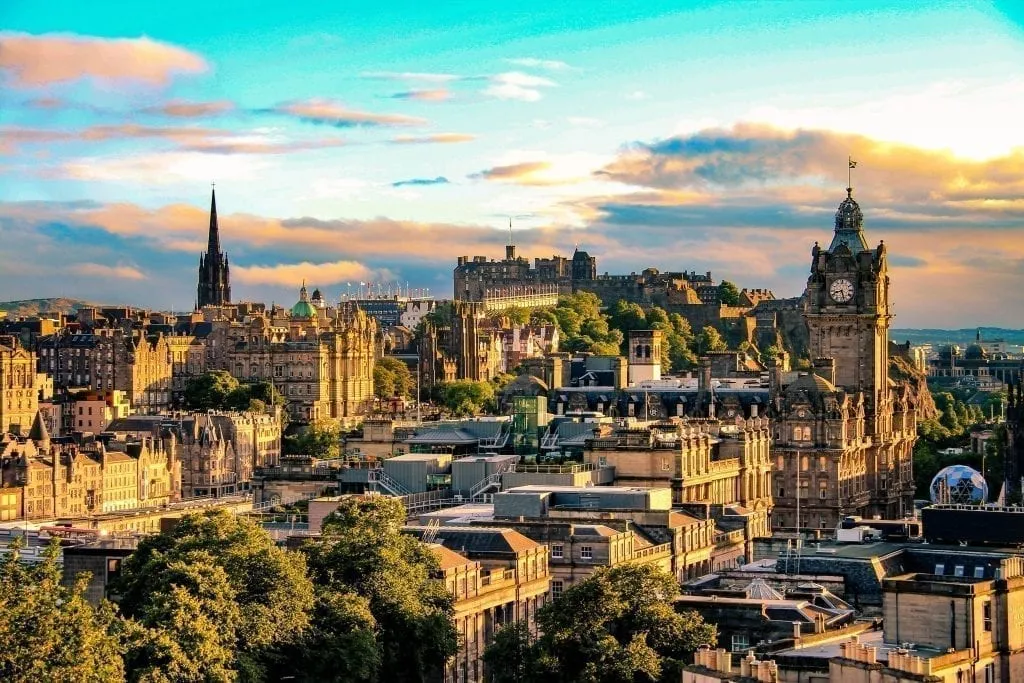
[502,306,531,326]
[374,357,414,399]
[278,590,380,683]
[285,419,342,458]
[718,280,741,306]
[693,326,727,355]
[184,371,240,410]
[0,539,126,683]
[646,307,670,328]
[668,313,693,340]
[608,300,648,339]
[438,379,496,416]
[484,564,715,683]
[423,301,454,328]
[115,510,314,681]
[303,496,458,683]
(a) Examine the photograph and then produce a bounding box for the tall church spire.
[197,185,231,308]
[208,186,221,255]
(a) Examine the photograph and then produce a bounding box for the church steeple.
[208,187,221,255]
[197,185,231,308]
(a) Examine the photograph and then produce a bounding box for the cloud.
[232,260,380,287]
[391,176,450,187]
[389,133,475,145]
[70,263,146,280]
[470,161,552,181]
[389,89,451,102]
[141,100,235,118]
[265,99,425,128]
[505,58,572,71]
[361,71,463,83]
[0,32,207,87]
[483,72,557,102]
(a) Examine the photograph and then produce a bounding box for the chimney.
[813,357,836,385]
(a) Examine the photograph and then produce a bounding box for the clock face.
[829,278,854,303]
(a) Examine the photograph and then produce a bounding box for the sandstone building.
[0,335,38,435]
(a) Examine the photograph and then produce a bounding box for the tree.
[438,379,496,416]
[693,326,727,356]
[184,371,240,411]
[303,496,458,682]
[285,418,342,458]
[503,306,530,326]
[374,357,414,399]
[718,280,741,306]
[0,539,126,682]
[484,564,715,683]
[277,590,380,683]
[115,510,314,681]
[423,301,454,328]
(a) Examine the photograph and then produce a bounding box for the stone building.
[0,335,38,434]
[771,188,918,530]
[198,285,377,423]
[197,188,231,309]
[405,526,550,683]
[37,328,174,412]
[582,418,773,564]
[107,411,281,498]
[70,390,131,434]
[0,414,179,520]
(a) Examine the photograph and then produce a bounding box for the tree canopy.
[183,372,283,414]
[0,539,126,683]
[284,418,342,458]
[718,280,741,306]
[374,357,415,399]
[436,379,496,416]
[484,564,716,683]
[303,496,458,682]
[114,510,314,681]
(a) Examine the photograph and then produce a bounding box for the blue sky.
[2,1,1024,326]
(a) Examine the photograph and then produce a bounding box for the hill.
[891,328,1024,346]
[0,298,101,318]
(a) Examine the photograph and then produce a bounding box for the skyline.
[2,1,1024,326]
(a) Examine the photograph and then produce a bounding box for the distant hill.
[0,298,101,318]
[891,328,1024,346]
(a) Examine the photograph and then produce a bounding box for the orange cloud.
[232,260,385,287]
[0,32,207,87]
[471,161,552,181]
[142,100,234,118]
[390,133,475,145]
[70,263,146,280]
[390,89,452,102]
[271,99,426,127]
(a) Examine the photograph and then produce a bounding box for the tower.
[197,188,231,308]
[803,187,890,410]
[627,329,662,385]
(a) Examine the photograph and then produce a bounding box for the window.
[935,564,945,575]
[819,483,827,499]
[580,546,593,560]
[551,580,564,599]
[731,634,750,652]
[106,558,122,582]
[954,565,965,577]
[778,487,785,498]
[983,600,992,632]
[661,458,670,471]
[975,566,985,579]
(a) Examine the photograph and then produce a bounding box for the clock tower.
[804,187,891,411]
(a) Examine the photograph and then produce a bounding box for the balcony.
[633,542,672,560]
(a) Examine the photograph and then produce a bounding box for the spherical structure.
[929,465,988,505]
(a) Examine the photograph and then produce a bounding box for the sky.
[2,0,1024,327]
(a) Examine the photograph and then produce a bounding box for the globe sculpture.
[929,465,988,505]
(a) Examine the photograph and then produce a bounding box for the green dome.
[291,300,317,318]
[290,282,317,318]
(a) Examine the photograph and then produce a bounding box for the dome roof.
[502,373,549,395]
[829,188,870,252]
[291,283,317,318]
[964,343,988,361]
[785,372,836,398]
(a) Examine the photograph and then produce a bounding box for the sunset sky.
[2,1,1024,327]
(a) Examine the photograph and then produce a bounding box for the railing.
[253,466,337,481]
[714,529,745,548]
[514,463,595,474]
[368,468,412,496]
[468,462,517,501]
[540,431,559,449]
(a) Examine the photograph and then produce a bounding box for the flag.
[849,159,858,168]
